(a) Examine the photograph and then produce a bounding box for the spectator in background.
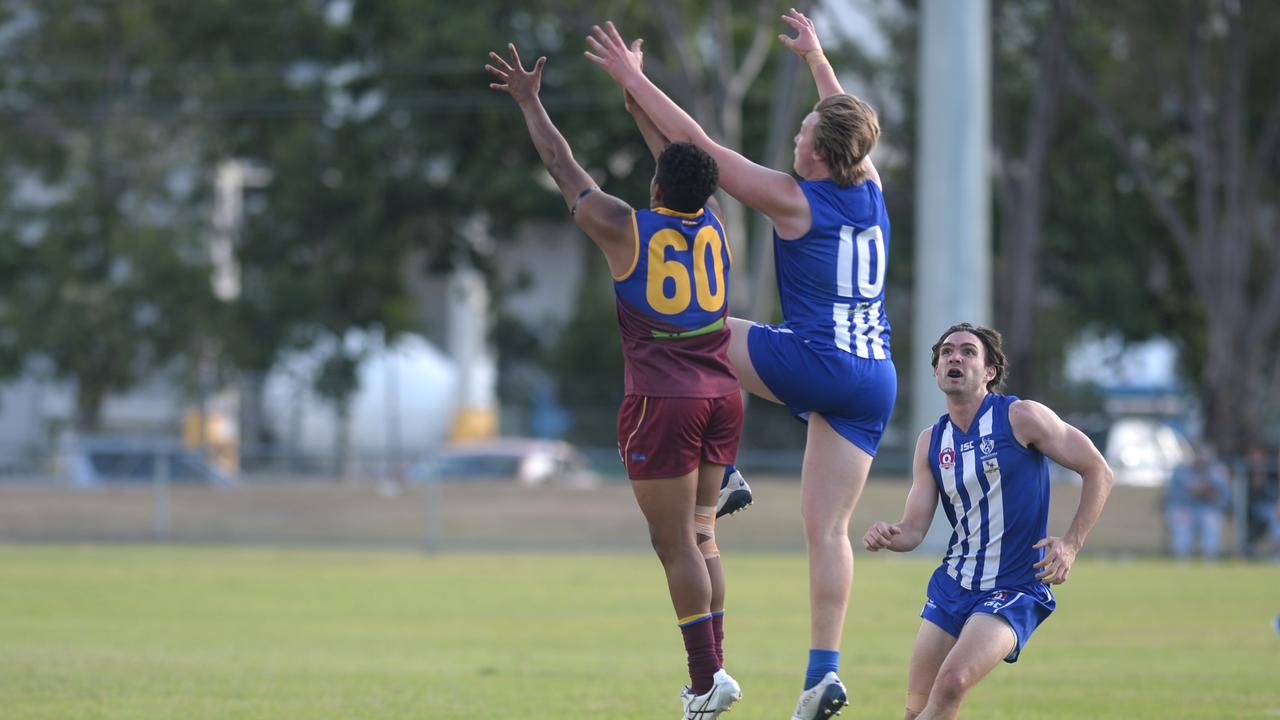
[1164,446,1231,560]
[1243,443,1280,558]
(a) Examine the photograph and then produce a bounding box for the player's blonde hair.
[812,94,879,187]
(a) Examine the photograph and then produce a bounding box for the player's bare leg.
[697,461,733,674]
[787,415,869,719]
[632,467,741,715]
[631,469,708,619]
[725,317,781,403]
[801,413,870,650]
[696,462,727,614]
[715,318,766,519]
[903,620,958,719]
[916,615,1016,720]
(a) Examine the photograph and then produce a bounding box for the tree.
[1064,0,1280,453]
[0,1,219,430]
[991,0,1072,397]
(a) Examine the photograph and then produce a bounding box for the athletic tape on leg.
[695,505,719,559]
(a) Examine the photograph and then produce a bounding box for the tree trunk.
[1204,327,1252,457]
[1063,0,1280,454]
[749,35,809,324]
[994,0,1069,396]
[75,384,105,433]
[238,370,268,468]
[648,0,786,313]
[334,398,353,482]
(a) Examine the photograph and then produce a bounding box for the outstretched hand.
[1032,536,1078,585]
[779,7,825,61]
[584,21,644,86]
[486,43,546,105]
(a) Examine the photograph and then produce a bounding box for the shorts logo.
[980,437,995,455]
[938,448,955,470]
[631,452,647,462]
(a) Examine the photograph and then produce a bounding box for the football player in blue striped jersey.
[863,323,1114,720]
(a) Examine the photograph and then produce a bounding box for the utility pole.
[912,0,992,550]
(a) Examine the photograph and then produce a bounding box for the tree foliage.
[0,1,219,429]
[1061,0,1280,452]
[3,0,1275,455]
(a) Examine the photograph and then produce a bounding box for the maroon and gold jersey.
[613,206,738,397]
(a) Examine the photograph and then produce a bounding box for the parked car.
[1102,416,1192,487]
[66,435,233,487]
[412,438,600,488]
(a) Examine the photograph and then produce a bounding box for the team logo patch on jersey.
[939,448,955,470]
[980,437,995,456]
[983,457,1000,474]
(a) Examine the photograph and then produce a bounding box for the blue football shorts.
[920,565,1056,663]
[746,323,896,456]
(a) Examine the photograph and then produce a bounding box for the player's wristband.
[570,186,600,216]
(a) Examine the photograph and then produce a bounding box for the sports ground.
[0,537,1275,718]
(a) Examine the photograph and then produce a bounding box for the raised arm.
[614,38,669,161]
[864,428,940,553]
[627,89,668,161]
[778,8,881,189]
[1010,399,1115,584]
[585,22,809,232]
[779,8,843,98]
[486,43,634,276]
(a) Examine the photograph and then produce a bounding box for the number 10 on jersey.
[837,225,885,298]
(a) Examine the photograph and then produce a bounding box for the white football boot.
[791,672,846,720]
[716,466,753,518]
[679,668,742,719]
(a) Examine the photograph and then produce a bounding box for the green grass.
[0,546,1275,719]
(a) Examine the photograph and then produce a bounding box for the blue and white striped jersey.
[772,179,891,359]
[927,393,1051,590]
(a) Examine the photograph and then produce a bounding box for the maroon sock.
[711,611,725,666]
[679,615,719,695]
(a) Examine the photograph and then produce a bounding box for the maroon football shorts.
[616,392,744,480]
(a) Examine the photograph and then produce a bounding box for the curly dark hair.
[656,142,719,213]
[930,322,1008,392]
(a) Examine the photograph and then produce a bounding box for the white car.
[1102,417,1192,487]
[414,438,600,488]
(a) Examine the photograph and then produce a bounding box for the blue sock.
[804,649,840,690]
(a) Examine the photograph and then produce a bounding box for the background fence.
[0,471,1231,557]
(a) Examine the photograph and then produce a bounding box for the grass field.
[0,546,1276,719]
